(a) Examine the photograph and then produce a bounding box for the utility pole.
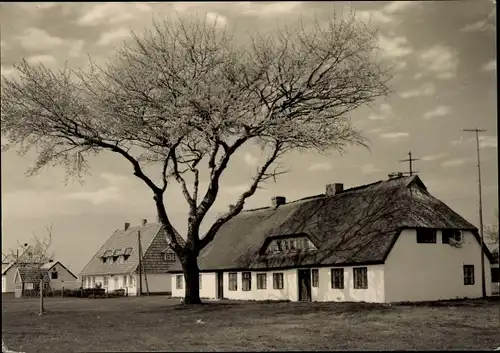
[398,151,420,176]
[463,128,487,298]
[137,230,143,296]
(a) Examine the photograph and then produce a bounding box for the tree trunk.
[39,279,44,315]
[181,255,202,305]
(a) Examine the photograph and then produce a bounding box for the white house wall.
[1,267,17,293]
[83,273,171,295]
[384,229,492,302]
[171,266,384,303]
[47,263,78,290]
[311,265,384,303]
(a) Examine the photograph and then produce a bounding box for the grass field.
[2,296,499,352]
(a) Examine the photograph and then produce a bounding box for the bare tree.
[9,225,54,315]
[1,13,391,304]
[485,208,499,245]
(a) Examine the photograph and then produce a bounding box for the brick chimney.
[271,196,286,208]
[124,222,130,231]
[141,219,147,226]
[325,183,344,196]
[229,204,236,212]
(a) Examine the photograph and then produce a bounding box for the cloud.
[222,184,249,194]
[461,20,488,32]
[100,172,134,187]
[97,28,131,46]
[356,1,421,25]
[450,135,497,149]
[26,54,57,67]
[77,3,151,26]
[243,152,259,167]
[308,162,332,172]
[17,27,63,51]
[1,66,16,79]
[68,40,85,58]
[205,12,227,28]
[368,103,393,121]
[419,45,459,80]
[482,60,496,72]
[423,106,451,120]
[399,82,435,99]
[361,163,382,174]
[367,128,382,134]
[441,158,471,167]
[479,136,498,148]
[413,72,423,80]
[66,187,121,205]
[238,2,303,17]
[378,35,413,58]
[379,132,409,139]
[420,153,445,161]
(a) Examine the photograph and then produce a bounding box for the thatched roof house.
[169,175,496,303]
[171,175,494,272]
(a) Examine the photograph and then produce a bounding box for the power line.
[463,127,487,298]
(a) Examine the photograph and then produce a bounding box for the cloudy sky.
[0,1,497,273]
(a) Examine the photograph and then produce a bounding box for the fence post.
[61,286,64,298]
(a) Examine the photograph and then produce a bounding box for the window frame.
[242,272,252,291]
[311,269,319,287]
[123,275,127,286]
[463,265,475,285]
[103,276,109,287]
[163,252,176,261]
[273,273,284,289]
[176,275,183,289]
[51,271,58,280]
[257,273,267,290]
[331,268,344,289]
[353,267,368,289]
[416,229,437,243]
[228,272,238,291]
[491,267,499,283]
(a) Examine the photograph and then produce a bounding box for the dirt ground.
[2,296,499,352]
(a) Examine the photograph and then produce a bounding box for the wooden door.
[298,269,312,302]
[216,272,224,299]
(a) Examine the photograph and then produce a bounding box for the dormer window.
[163,253,176,261]
[265,235,317,254]
[442,230,462,244]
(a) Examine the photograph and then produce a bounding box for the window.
[272,242,280,253]
[123,247,133,255]
[282,240,289,251]
[302,238,310,250]
[114,276,119,287]
[163,253,176,261]
[492,268,499,283]
[107,257,113,264]
[123,275,127,286]
[129,275,135,287]
[176,275,183,289]
[199,274,202,289]
[442,230,462,244]
[101,257,106,264]
[91,277,95,287]
[242,272,252,291]
[229,273,238,291]
[103,276,108,287]
[416,229,437,243]
[273,273,284,289]
[290,239,297,251]
[51,271,58,280]
[257,273,267,289]
[312,269,319,287]
[463,265,474,285]
[353,267,368,289]
[331,268,344,289]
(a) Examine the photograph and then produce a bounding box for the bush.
[109,289,125,297]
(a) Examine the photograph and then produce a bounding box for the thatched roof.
[80,223,185,276]
[170,175,494,272]
[16,266,50,283]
